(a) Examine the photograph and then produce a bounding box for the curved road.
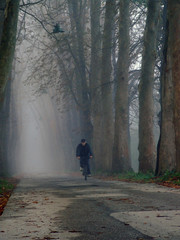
[0,175,180,240]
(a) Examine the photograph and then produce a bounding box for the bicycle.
[82,158,88,181]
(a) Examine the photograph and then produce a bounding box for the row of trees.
[0,0,20,175]
[0,0,19,101]
[0,0,180,175]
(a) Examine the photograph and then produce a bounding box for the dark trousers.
[80,158,91,174]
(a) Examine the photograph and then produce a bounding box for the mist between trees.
[0,0,179,176]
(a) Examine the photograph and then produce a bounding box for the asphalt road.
[0,175,180,240]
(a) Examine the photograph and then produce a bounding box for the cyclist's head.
[81,139,86,145]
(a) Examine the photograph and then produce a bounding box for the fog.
[9,75,74,176]
[5,1,154,176]
[2,9,83,177]
[7,48,78,176]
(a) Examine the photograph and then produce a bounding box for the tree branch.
[19,7,53,35]
[20,0,45,8]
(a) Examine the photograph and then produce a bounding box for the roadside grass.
[95,171,180,188]
[0,178,19,216]
[153,171,180,187]
[117,171,154,183]
[0,179,14,194]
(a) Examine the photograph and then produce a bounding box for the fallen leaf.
[68,230,82,233]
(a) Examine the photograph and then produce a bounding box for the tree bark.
[0,0,20,101]
[112,0,131,172]
[138,0,160,173]
[100,0,116,171]
[67,0,92,143]
[157,1,176,174]
[90,0,102,170]
[155,0,168,176]
[0,0,6,44]
[0,78,12,176]
[158,0,180,174]
[168,0,180,172]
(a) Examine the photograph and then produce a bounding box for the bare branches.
[20,0,45,8]
[19,7,52,35]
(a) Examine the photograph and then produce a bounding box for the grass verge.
[153,171,180,188]
[95,171,180,189]
[0,178,19,216]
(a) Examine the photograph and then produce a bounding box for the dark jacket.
[76,143,92,159]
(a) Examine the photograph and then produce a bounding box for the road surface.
[0,175,180,240]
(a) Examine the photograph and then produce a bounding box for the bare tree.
[112,0,131,172]
[89,0,102,170]
[158,0,180,174]
[0,0,20,102]
[138,0,160,173]
[100,0,116,171]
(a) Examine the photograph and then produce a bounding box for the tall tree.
[100,0,116,171]
[158,0,180,173]
[0,0,19,176]
[0,78,12,176]
[0,0,20,101]
[112,0,131,172]
[138,0,160,172]
[89,0,102,170]
[67,0,92,142]
[170,0,180,172]
[0,0,6,43]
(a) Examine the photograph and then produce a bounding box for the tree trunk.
[0,0,6,44]
[158,47,176,173]
[100,0,115,171]
[168,0,180,172]
[0,78,12,176]
[112,0,131,172]
[67,0,92,143]
[157,1,180,174]
[155,0,168,176]
[0,0,19,100]
[90,0,102,170]
[138,0,160,173]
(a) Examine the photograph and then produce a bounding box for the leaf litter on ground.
[0,177,19,216]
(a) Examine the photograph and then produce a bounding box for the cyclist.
[76,139,93,177]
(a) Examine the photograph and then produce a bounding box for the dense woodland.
[0,0,180,176]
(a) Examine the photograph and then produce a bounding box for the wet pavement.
[0,175,180,240]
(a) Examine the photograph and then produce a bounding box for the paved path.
[0,175,180,240]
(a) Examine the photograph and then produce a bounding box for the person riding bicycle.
[76,139,93,177]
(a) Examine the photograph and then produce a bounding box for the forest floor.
[0,175,180,240]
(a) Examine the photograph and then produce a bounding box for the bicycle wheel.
[83,164,88,181]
